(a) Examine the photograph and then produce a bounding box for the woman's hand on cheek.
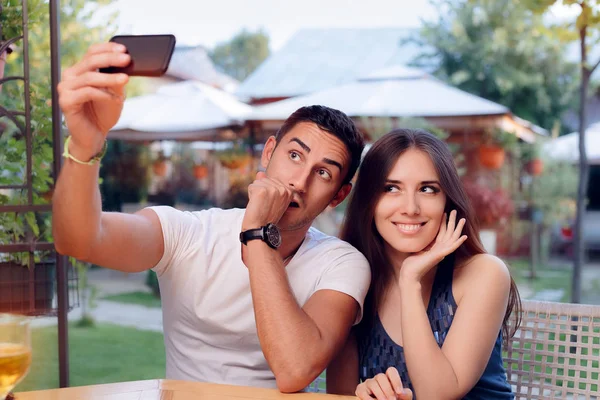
[399,210,467,284]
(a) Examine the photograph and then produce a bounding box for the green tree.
[1,0,118,255]
[416,0,579,132]
[1,0,121,325]
[525,0,600,303]
[209,28,270,81]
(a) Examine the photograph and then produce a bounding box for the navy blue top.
[357,257,513,399]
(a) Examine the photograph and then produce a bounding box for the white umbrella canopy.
[110,81,252,141]
[543,122,600,164]
[249,65,509,121]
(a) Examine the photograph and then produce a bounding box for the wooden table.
[15,379,356,399]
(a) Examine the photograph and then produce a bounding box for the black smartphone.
[99,34,176,77]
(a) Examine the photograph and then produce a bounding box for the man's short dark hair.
[275,105,365,185]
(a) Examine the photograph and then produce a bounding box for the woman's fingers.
[451,217,467,242]
[436,212,447,242]
[385,367,405,395]
[374,373,397,400]
[399,388,414,400]
[356,380,386,400]
[355,383,374,400]
[445,210,457,240]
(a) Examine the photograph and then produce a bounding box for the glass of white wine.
[0,314,31,400]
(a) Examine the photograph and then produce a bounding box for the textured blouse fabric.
[357,257,514,399]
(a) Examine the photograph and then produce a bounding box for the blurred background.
[1,0,599,392]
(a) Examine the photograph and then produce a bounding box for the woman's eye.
[384,185,399,193]
[421,186,439,194]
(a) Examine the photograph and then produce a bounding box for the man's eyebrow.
[323,158,343,172]
[288,137,311,153]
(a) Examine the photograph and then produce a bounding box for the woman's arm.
[400,254,511,400]
[326,331,360,395]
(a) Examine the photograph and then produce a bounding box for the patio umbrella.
[249,65,544,142]
[109,80,252,142]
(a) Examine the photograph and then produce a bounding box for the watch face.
[265,224,282,248]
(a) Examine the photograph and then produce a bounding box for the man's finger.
[59,87,119,113]
[256,171,267,180]
[59,71,128,91]
[69,52,131,76]
[86,42,126,56]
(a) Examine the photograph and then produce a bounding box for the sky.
[105,0,439,51]
[93,0,587,62]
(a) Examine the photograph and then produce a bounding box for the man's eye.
[318,169,332,180]
[289,151,300,160]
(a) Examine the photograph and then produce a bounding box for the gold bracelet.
[62,136,107,165]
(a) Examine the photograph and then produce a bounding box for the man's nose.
[288,167,310,193]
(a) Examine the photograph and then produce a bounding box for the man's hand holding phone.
[57,42,130,162]
[57,35,176,162]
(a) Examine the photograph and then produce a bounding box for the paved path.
[31,268,163,332]
[29,261,600,332]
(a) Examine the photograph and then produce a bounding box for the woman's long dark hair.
[340,129,521,343]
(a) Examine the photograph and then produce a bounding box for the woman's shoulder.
[452,253,512,301]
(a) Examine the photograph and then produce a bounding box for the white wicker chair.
[505,299,600,400]
[309,299,600,399]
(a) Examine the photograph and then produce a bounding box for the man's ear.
[260,136,277,170]
[330,183,352,208]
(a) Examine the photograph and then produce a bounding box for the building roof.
[236,27,424,99]
[110,81,251,141]
[249,65,509,120]
[544,122,600,164]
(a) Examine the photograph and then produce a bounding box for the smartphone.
[100,34,176,77]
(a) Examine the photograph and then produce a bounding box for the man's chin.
[277,214,312,232]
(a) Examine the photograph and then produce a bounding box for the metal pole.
[49,0,69,387]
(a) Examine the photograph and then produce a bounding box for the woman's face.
[374,148,447,256]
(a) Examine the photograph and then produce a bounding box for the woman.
[327,129,520,400]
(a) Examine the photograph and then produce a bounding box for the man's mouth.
[289,201,300,208]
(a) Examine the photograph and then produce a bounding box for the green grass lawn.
[508,258,573,302]
[15,323,165,392]
[101,291,162,308]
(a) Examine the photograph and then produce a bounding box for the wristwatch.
[239,223,282,249]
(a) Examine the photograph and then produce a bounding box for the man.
[53,42,370,392]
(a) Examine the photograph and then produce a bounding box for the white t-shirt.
[148,206,371,389]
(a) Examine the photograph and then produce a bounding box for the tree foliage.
[0,0,117,258]
[209,28,270,81]
[416,0,579,132]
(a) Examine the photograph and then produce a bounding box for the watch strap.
[239,227,264,245]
